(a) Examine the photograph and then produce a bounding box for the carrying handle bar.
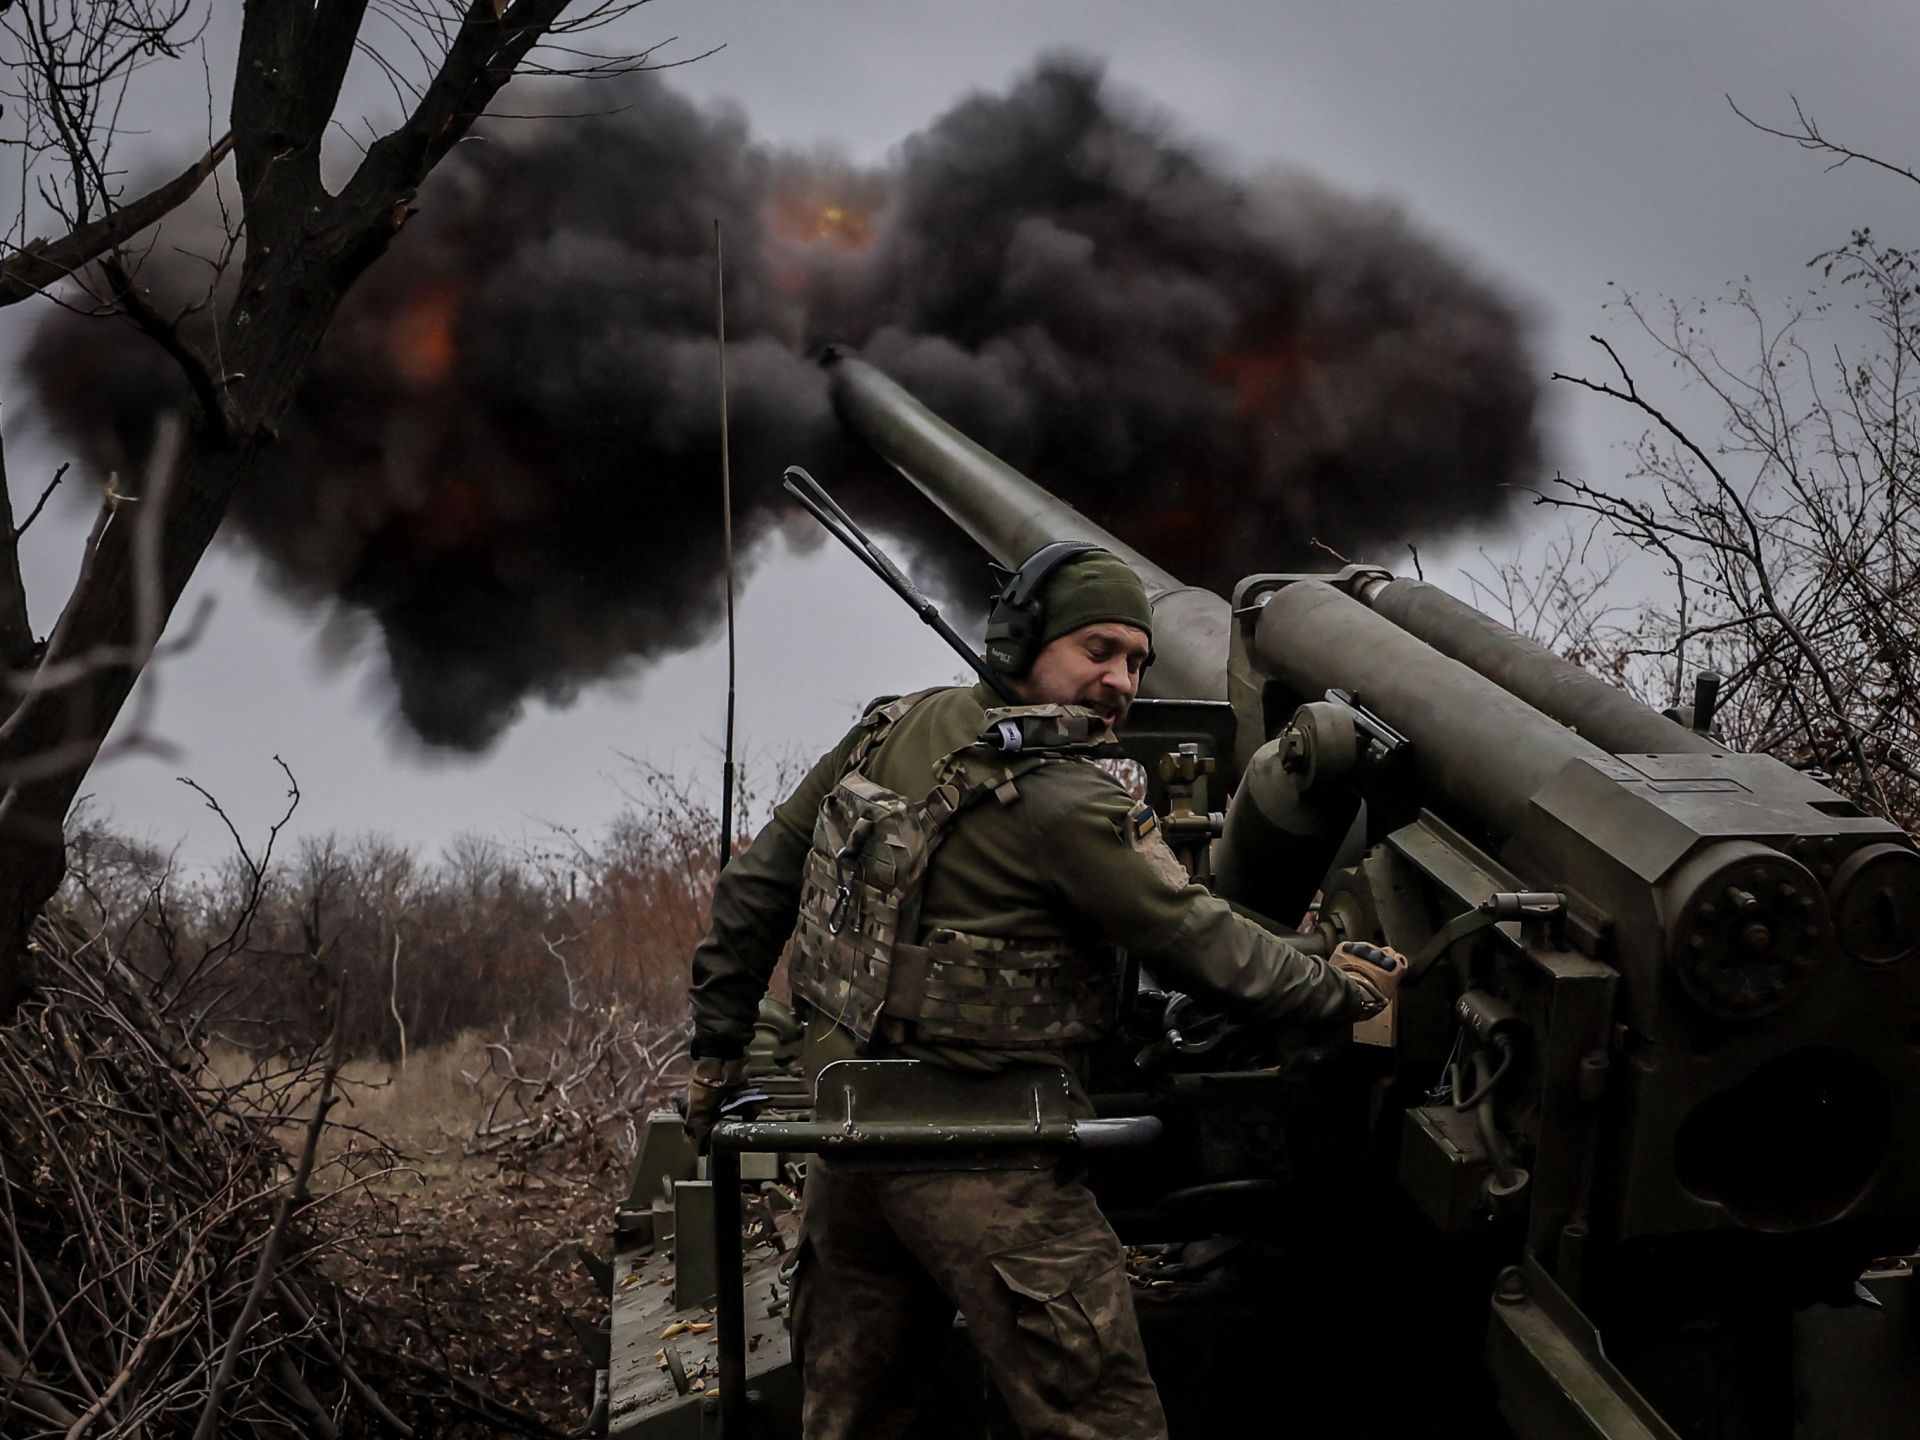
[783,465,1019,703]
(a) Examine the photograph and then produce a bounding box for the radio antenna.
[715,220,738,872]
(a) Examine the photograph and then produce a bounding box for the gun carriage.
[602,350,1920,1440]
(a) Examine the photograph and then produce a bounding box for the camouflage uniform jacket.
[687,683,1370,1079]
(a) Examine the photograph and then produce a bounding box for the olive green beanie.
[1035,550,1155,648]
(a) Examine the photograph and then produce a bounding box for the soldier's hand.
[682,1056,749,1153]
[1332,942,1406,1015]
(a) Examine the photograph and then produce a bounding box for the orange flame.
[761,162,885,293]
[388,282,462,389]
[765,184,877,252]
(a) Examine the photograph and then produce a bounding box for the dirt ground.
[302,1040,634,1436]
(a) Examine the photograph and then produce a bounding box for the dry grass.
[205,1031,507,1156]
[332,1032,498,1151]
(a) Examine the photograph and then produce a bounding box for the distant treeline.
[61,765,774,1060]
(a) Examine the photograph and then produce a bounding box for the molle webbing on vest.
[793,833,909,1044]
[788,690,1125,1050]
[884,930,1121,1047]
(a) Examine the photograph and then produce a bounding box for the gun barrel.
[1254,581,1618,840]
[1362,579,1716,756]
[823,347,1229,701]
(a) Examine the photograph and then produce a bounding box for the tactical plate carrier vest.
[790,690,1126,1051]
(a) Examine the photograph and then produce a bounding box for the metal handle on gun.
[1326,687,1408,763]
[782,466,1018,702]
[1407,891,1567,983]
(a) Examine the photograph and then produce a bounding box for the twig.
[62,1235,202,1439]
[1727,94,1920,190]
[0,1336,81,1428]
[1309,536,1351,564]
[12,463,69,541]
[192,982,343,1440]
[388,929,407,1073]
[275,1278,416,1439]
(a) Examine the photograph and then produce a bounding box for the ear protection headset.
[982,541,1106,676]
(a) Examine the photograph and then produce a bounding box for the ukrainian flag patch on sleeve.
[1129,802,1159,840]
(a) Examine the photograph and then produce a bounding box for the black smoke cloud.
[23,58,1540,749]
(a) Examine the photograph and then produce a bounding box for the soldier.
[684,544,1403,1440]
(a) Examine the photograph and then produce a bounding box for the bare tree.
[0,2,691,1005]
[1529,101,1920,826]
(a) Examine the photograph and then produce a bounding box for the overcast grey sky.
[3,0,1916,867]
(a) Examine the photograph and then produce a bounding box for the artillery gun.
[600,350,1920,1439]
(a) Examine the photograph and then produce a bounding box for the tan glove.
[1332,942,1407,1016]
[682,1056,749,1152]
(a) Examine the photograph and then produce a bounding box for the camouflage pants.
[792,1157,1168,1440]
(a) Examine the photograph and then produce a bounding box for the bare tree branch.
[1551,334,1891,812]
[0,132,232,308]
[0,423,39,670]
[1728,94,1920,190]
[12,460,70,542]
